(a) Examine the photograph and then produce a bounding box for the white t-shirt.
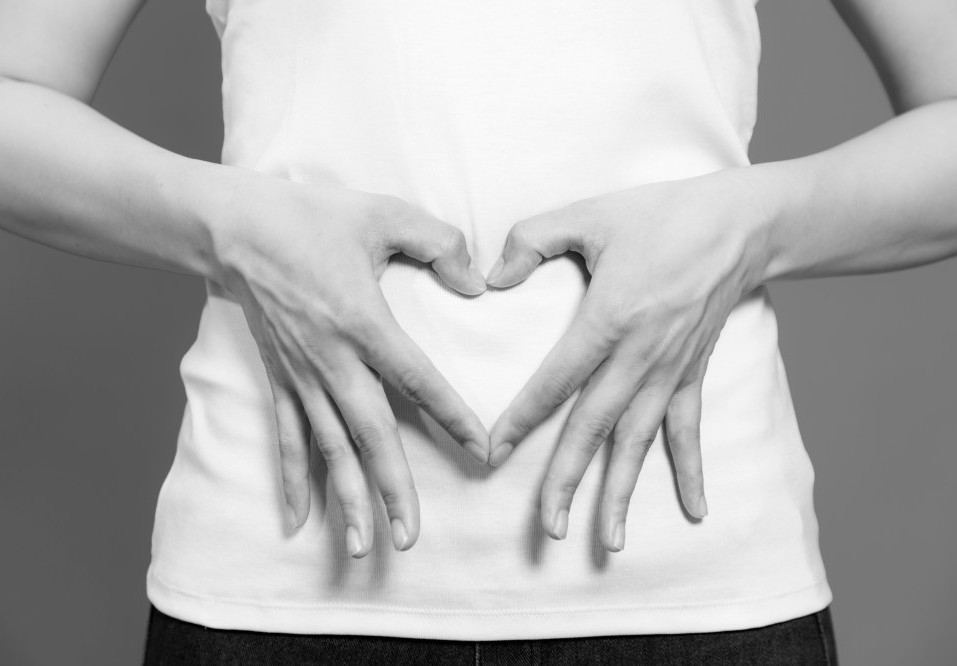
[146,0,832,639]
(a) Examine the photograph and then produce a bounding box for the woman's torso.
[146,0,832,639]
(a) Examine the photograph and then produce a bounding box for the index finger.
[351,292,490,464]
[488,302,616,466]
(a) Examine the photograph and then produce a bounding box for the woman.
[1,0,955,663]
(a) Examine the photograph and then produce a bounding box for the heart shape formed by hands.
[241,169,771,559]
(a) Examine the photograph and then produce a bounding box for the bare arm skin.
[484,0,957,551]
[0,0,492,558]
[760,0,957,280]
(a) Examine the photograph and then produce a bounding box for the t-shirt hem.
[146,569,834,641]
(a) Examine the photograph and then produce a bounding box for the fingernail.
[486,256,505,286]
[698,493,709,518]
[610,521,625,552]
[346,525,363,557]
[390,518,410,551]
[552,508,569,540]
[285,503,302,530]
[488,442,514,467]
[464,440,488,464]
[468,261,487,292]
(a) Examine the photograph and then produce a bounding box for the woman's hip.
[143,603,839,665]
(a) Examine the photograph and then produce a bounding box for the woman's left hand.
[485,168,776,552]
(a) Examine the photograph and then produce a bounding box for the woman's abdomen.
[148,261,829,636]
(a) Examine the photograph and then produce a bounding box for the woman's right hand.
[205,170,490,559]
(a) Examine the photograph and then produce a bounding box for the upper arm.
[832,0,957,113]
[0,0,146,102]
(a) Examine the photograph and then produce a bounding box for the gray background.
[1,0,954,664]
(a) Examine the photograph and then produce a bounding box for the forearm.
[0,77,233,279]
[745,98,957,282]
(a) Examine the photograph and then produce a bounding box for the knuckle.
[379,483,417,511]
[618,431,657,462]
[565,199,604,241]
[577,307,625,350]
[267,370,293,397]
[395,364,434,405]
[439,227,468,257]
[658,337,692,369]
[332,300,368,332]
[676,370,703,390]
[315,435,350,465]
[331,302,380,345]
[335,495,362,516]
[278,435,308,462]
[276,418,307,450]
[371,193,410,225]
[641,373,675,395]
[259,341,286,378]
[509,219,536,251]
[580,224,607,260]
[574,413,617,450]
[543,469,580,498]
[501,409,537,441]
[606,493,633,515]
[602,300,639,339]
[351,420,398,457]
[634,428,659,448]
[541,371,581,403]
[618,445,649,468]
[265,362,287,389]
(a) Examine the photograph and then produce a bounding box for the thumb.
[385,201,486,296]
[487,202,598,289]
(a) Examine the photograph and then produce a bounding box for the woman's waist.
[199,258,781,429]
[161,273,820,610]
[155,383,820,614]
[176,274,806,574]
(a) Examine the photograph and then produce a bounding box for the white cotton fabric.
[146,0,832,639]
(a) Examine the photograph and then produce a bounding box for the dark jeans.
[144,604,838,665]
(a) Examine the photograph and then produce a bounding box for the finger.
[299,382,376,559]
[598,377,679,551]
[488,301,614,467]
[354,295,490,464]
[241,308,315,530]
[663,373,708,521]
[264,363,313,530]
[539,345,652,540]
[660,329,721,521]
[383,200,486,295]
[487,200,600,288]
[321,356,421,552]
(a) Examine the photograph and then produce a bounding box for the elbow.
[879,58,957,115]
[890,86,957,116]
[0,72,34,91]
[0,72,96,105]
[0,74,22,102]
